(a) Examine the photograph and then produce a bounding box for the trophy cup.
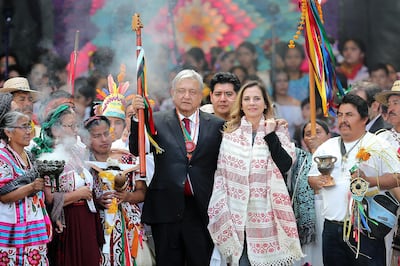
[314,155,337,187]
[37,160,65,192]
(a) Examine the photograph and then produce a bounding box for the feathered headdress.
[96,65,130,120]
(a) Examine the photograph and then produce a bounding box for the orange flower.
[356,148,371,161]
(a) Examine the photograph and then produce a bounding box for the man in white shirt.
[308,94,400,265]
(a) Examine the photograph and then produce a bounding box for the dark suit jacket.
[130,109,224,225]
[368,115,392,133]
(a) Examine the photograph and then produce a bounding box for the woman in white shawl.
[208,81,303,266]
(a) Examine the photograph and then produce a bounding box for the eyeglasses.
[10,125,33,131]
[61,123,77,130]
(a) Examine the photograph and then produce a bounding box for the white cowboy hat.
[375,80,400,106]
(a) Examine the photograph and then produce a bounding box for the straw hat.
[375,80,400,106]
[0,77,39,101]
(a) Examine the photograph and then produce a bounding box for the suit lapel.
[166,109,187,157]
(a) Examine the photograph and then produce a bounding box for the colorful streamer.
[289,0,344,116]
[136,47,163,154]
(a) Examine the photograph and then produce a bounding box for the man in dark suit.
[129,69,224,266]
[349,80,392,133]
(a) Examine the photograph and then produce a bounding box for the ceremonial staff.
[132,14,146,179]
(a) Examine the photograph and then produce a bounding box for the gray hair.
[171,69,203,92]
[0,93,13,119]
[349,81,382,106]
[0,111,30,141]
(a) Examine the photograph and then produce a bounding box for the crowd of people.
[0,37,400,266]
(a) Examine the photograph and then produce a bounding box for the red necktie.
[183,118,193,196]
[183,118,191,134]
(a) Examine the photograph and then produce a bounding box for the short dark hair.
[339,38,366,54]
[209,72,241,93]
[75,77,96,100]
[338,94,369,119]
[369,63,389,76]
[84,115,110,131]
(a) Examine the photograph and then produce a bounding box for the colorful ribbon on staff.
[289,0,345,116]
[136,47,163,154]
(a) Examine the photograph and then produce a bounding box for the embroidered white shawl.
[208,117,303,266]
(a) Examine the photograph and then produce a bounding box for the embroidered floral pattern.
[0,251,10,266]
[27,249,41,265]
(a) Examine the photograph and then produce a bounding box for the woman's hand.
[98,191,114,209]
[55,220,65,234]
[31,178,45,193]
[75,186,93,201]
[264,118,277,135]
[114,190,130,204]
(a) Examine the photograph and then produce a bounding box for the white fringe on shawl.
[208,117,303,266]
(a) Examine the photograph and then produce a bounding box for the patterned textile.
[92,153,143,266]
[290,148,316,245]
[45,144,102,266]
[208,117,303,266]
[0,146,51,265]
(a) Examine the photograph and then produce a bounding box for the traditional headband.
[32,104,71,157]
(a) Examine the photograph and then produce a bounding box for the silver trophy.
[314,155,337,187]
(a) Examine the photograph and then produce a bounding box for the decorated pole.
[68,30,80,95]
[289,0,344,136]
[132,14,147,179]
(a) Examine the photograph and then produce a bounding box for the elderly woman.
[32,104,103,266]
[83,115,147,265]
[0,111,52,264]
[207,81,303,265]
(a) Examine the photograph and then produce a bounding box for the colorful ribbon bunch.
[290,0,345,116]
[136,46,163,154]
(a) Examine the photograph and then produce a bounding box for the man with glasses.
[201,72,241,121]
